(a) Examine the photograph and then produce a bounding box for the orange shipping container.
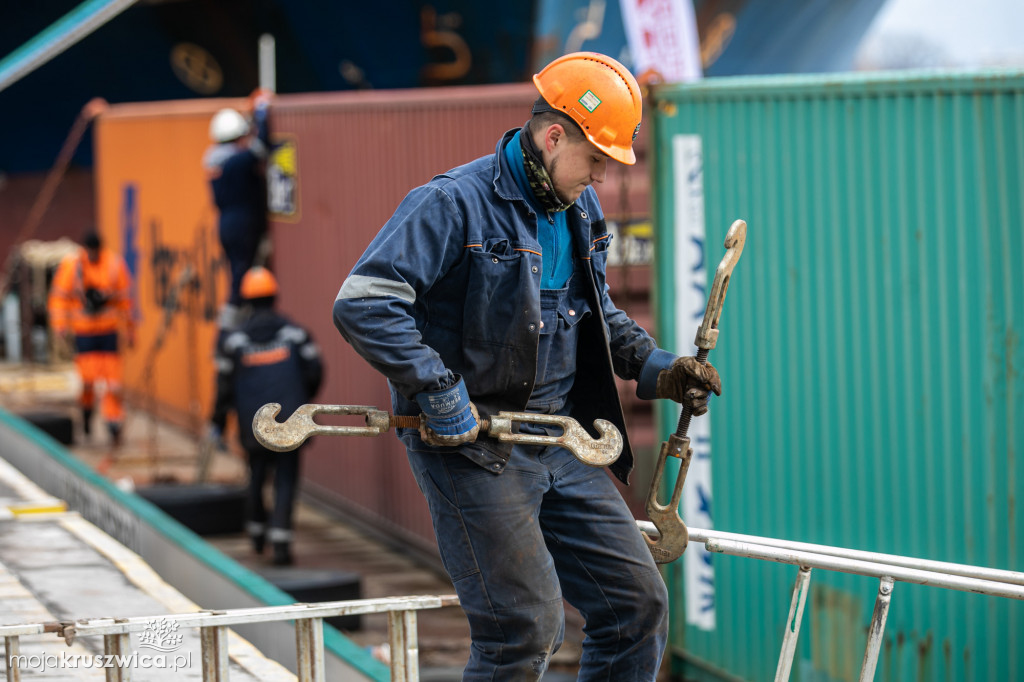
[93,99,247,429]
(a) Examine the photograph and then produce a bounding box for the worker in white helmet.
[202,89,272,330]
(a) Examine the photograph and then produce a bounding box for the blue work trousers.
[405,440,669,681]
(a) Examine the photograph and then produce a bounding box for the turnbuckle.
[252,403,622,467]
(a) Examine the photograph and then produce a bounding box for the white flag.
[620,0,703,83]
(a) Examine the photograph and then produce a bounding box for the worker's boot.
[269,528,293,565]
[82,407,93,438]
[247,522,266,555]
[108,422,122,448]
[271,542,293,566]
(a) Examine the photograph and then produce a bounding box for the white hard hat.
[209,108,249,142]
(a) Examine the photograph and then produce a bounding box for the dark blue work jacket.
[203,107,269,245]
[213,308,324,453]
[333,128,673,483]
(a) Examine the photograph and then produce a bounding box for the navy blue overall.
[335,128,672,680]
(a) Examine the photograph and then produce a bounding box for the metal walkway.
[0,456,292,681]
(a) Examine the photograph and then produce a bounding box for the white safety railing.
[1,593,460,682]
[636,521,1024,681]
[7,526,1021,682]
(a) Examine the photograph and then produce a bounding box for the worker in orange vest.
[48,229,136,445]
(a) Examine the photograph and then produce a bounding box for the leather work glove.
[416,376,481,447]
[656,356,723,416]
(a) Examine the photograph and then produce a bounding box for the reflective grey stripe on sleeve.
[277,324,307,345]
[224,331,249,353]
[336,274,416,304]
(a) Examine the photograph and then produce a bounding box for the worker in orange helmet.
[48,229,136,445]
[210,266,323,565]
[333,52,721,679]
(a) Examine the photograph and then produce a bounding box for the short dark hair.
[530,109,585,143]
[530,95,585,142]
[246,295,276,309]
[82,229,101,249]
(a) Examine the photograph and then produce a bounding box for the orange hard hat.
[532,52,643,165]
[240,267,278,299]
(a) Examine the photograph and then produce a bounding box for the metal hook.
[642,219,747,563]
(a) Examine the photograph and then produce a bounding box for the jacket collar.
[492,127,529,203]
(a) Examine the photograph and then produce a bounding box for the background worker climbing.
[210,266,323,566]
[203,89,273,330]
[333,51,721,680]
[47,228,136,445]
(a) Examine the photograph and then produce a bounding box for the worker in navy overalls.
[333,53,722,680]
[212,267,323,566]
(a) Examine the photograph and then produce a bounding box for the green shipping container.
[649,69,1024,681]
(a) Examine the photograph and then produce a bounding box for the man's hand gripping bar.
[643,219,746,564]
[252,403,623,467]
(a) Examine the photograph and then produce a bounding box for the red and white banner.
[620,0,703,83]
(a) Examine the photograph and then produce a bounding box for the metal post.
[859,576,894,682]
[200,625,229,681]
[388,609,420,682]
[4,636,20,682]
[258,34,276,93]
[103,633,132,682]
[294,617,325,682]
[775,566,812,681]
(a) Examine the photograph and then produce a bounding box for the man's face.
[544,127,609,204]
[85,246,100,263]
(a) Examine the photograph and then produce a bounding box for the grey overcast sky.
[859,0,1024,66]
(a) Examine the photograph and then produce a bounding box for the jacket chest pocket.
[539,297,590,336]
[462,239,532,343]
[535,280,591,383]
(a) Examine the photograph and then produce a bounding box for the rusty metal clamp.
[252,403,622,467]
[642,219,746,564]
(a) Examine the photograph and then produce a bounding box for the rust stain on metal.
[917,631,934,680]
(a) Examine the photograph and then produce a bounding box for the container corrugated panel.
[268,84,657,551]
[650,69,1024,681]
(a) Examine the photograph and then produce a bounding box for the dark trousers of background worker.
[245,445,300,565]
[219,217,262,307]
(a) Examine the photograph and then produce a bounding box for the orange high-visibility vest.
[48,248,135,337]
